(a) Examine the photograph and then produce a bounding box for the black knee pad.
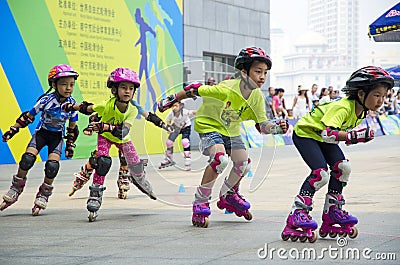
[45,160,60,179]
[95,156,112,176]
[19,152,36,171]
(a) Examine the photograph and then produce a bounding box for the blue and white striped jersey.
[29,92,78,136]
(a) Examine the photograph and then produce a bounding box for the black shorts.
[28,128,63,156]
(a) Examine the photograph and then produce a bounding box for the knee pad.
[182,138,190,149]
[19,152,36,171]
[44,160,60,179]
[166,139,174,148]
[332,159,351,183]
[308,168,329,191]
[233,158,251,177]
[95,156,112,176]
[209,152,229,174]
[129,160,144,176]
[88,150,98,168]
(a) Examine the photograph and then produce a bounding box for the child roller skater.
[281,66,394,243]
[64,67,156,222]
[159,100,196,171]
[69,103,172,199]
[158,47,287,228]
[1,64,79,215]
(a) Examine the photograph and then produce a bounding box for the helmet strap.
[356,90,369,119]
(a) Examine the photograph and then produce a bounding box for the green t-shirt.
[294,97,364,141]
[195,79,267,137]
[93,97,137,143]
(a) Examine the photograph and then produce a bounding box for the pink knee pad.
[309,168,329,191]
[166,139,174,148]
[233,158,251,177]
[209,152,229,174]
[332,159,351,183]
[182,138,190,149]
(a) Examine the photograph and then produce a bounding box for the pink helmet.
[106,68,140,88]
[48,64,79,86]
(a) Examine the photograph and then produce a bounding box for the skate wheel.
[0,202,7,211]
[118,192,127,200]
[202,217,209,228]
[319,230,328,238]
[290,236,298,242]
[32,207,40,216]
[329,232,337,238]
[339,231,347,237]
[68,188,76,197]
[88,212,96,222]
[244,211,253,221]
[281,232,290,241]
[299,236,307,243]
[308,231,318,243]
[348,227,358,239]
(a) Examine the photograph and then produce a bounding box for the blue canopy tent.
[368,2,400,42]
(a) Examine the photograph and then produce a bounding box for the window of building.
[203,52,236,83]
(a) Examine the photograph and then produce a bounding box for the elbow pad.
[16,111,35,128]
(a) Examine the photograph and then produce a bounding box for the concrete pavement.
[0,135,399,264]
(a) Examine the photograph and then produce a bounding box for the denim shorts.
[199,132,246,156]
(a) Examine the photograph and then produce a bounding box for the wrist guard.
[158,94,178,112]
[146,112,163,127]
[184,82,202,98]
[78,101,94,115]
[321,127,340,144]
[111,123,130,139]
[65,125,79,142]
[345,126,374,145]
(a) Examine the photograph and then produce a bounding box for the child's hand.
[345,126,374,145]
[65,141,76,159]
[158,94,178,112]
[2,126,19,142]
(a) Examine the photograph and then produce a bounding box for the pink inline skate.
[281,195,318,243]
[216,186,252,221]
[319,193,358,239]
[192,201,211,228]
[32,183,54,216]
[0,175,27,211]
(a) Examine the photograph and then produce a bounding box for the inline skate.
[281,195,318,243]
[87,184,106,222]
[192,201,211,228]
[32,183,53,216]
[128,159,156,200]
[117,170,130,199]
[0,175,27,211]
[69,164,92,196]
[216,186,252,221]
[159,150,175,169]
[319,193,358,239]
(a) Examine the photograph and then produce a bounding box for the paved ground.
[0,135,399,264]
